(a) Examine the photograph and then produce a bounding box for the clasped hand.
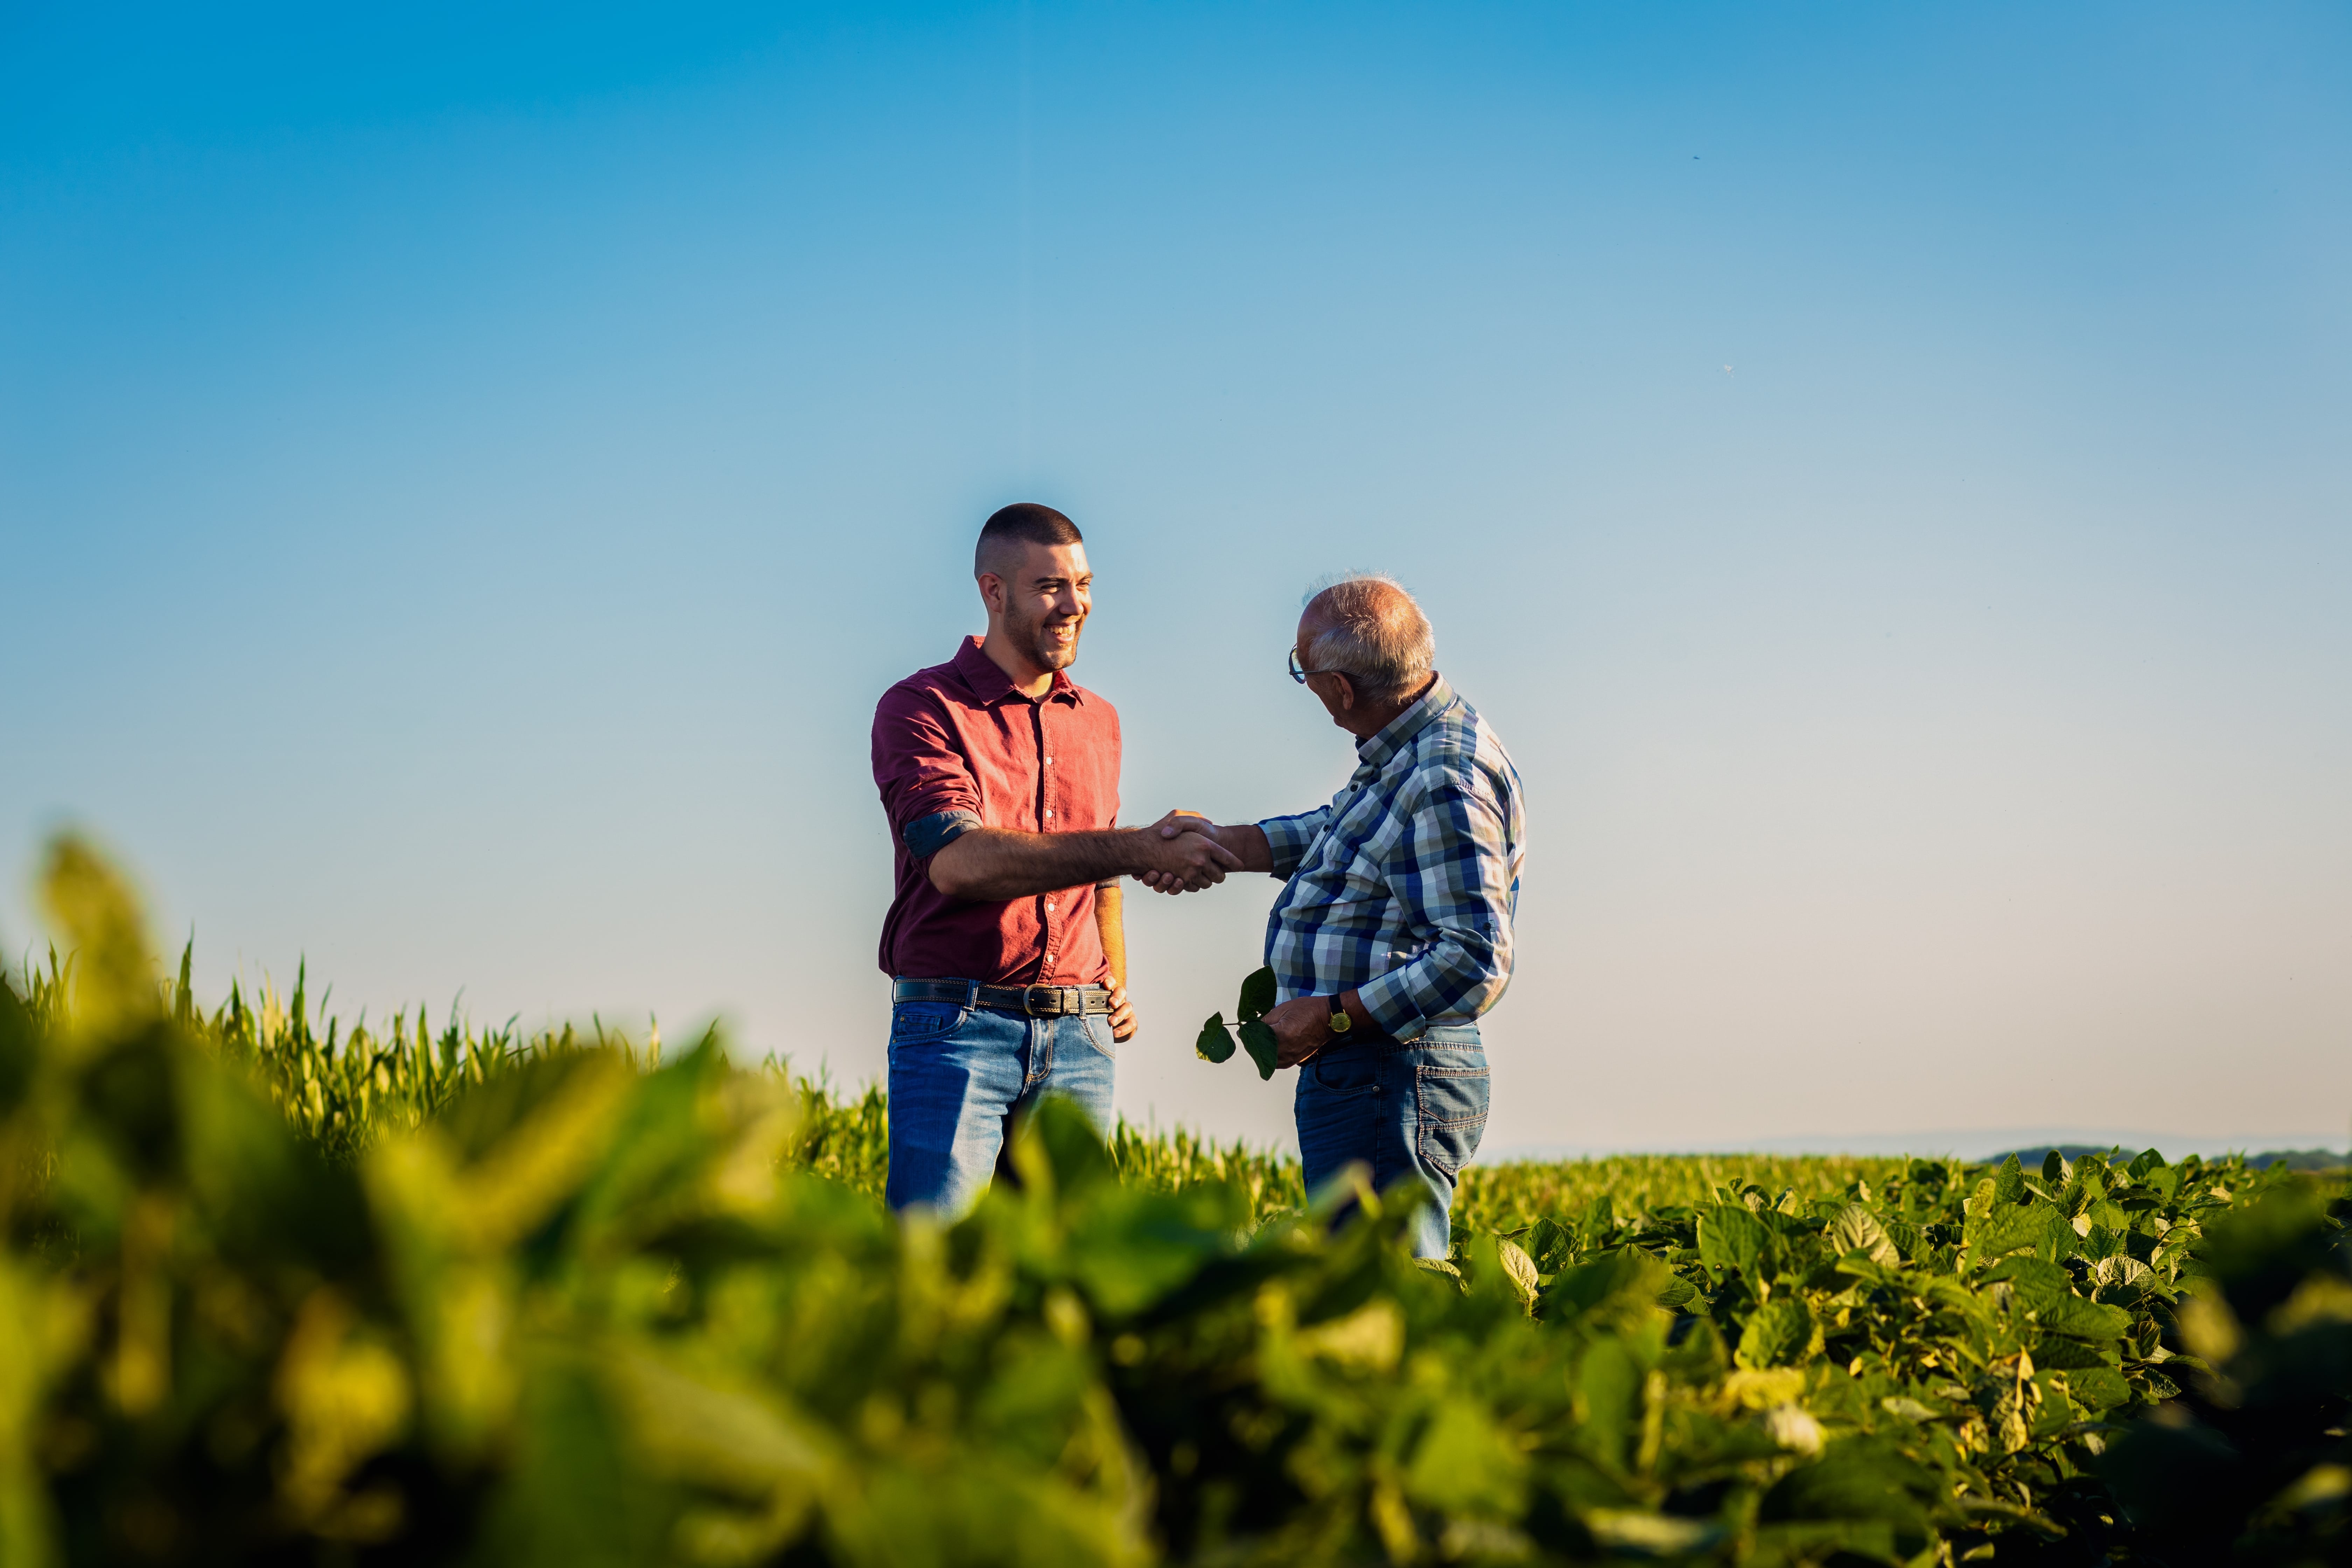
[1132,811,1238,896]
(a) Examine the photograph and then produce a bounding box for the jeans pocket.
[1081,1013,1117,1060]
[891,1001,967,1042]
[1415,1063,1490,1178]
[1310,1049,1380,1098]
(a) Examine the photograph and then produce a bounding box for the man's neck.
[981,628,1055,699]
[1339,672,1437,738]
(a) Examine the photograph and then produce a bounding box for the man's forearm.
[1134,819,1276,894]
[1356,922,1509,1035]
[929,826,1141,901]
[1094,882,1127,989]
[1212,822,1275,874]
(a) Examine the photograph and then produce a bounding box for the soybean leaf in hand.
[1237,967,1276,1024]
[1238,1020,1279,1080]
[1196,1012,1236,1063]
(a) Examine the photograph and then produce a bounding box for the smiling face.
[980,539,1093,678]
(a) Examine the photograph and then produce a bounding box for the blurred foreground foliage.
[1,835,2345,1565]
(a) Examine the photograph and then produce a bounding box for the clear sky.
[5,2,2347,1155]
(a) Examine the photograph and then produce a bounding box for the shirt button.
[1045,808,1054,818]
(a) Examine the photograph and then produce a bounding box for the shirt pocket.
[1415,1062,1490,1178]
[1294,839,1391,922]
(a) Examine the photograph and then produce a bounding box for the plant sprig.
[1196,966,1280,1079]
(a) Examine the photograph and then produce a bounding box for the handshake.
[1126,811,1270,895]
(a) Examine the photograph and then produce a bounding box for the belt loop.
[964,979,979,1009]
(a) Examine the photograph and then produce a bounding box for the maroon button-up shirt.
[872,636,1123,985]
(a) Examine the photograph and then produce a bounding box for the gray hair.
[1303,573,1435,702]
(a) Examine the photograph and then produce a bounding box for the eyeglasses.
[1287,648,1346,685]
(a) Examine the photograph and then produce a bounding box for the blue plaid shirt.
[1258,676,1525,1037]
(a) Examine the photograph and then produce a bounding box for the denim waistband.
[1331,1020,1483,1052]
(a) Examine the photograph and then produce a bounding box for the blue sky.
[4,2,2347,1154]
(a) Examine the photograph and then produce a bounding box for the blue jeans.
[1294,1025,1489,1259]
[885,989,1118,1216]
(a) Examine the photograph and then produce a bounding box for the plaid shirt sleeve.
[1353,765,1517,1035]
[1255,807,1332,878]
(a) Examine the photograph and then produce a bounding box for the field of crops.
[4,836,2347,1566]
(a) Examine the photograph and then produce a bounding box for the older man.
[1150,576,1524,1257]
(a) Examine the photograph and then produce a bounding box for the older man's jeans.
[885,994,1117,1216]
[1294,1024,1489,1259]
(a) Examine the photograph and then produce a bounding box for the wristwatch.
[1325,999,1353,1037]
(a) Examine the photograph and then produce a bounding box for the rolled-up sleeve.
[1255,807,1331,878]
[873,686,983,860]
[1353,769,1517,1035]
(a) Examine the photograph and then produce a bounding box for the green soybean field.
[2,835,2345,1566]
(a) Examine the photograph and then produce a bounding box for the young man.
[1142,575,1526,1258]
[870,503,1241,1215]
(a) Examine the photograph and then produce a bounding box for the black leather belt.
[892,977,1114,1017]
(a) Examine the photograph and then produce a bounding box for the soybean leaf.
[1236,966,1277,1024]
[2084,1198,2132,1236]
[1496,1239,1540,1304]
[1237,1020,1280,1080]
[1195,1012,1236,1064]
[1700,1205,1770,1282]
[1403,1399,1529,1516]
[1576,1337,1641,1469]
[1759,1441,1938,1532]
[1528,1216,1574,1271]
[1736,1296,1815,1369]
[1982,1256,2073,1314]
[1971,1202,2070,1266]
[1993,1154,2027,1207]
[2067,1366,2133,1410]
[2035,1294,2134,1343]
[1544,1250,1670,1325]
[1826,1203,1901,1266]
[2031,1335,2121,1369]
[1834,1255,1902,1290]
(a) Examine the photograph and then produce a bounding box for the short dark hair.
[975,503,1083,576]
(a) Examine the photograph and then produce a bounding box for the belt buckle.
[1023,985,1060,1016]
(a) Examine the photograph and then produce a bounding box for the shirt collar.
[1354,674,1454,769]
[952,634,1082,706]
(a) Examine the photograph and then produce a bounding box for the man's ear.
[976,571,1006,616]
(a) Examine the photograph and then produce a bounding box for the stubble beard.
[1012,604,1083,673]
